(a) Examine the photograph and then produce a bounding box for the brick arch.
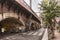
[30,23,35,30]
[31,22,39,30]
[0,17,24,33]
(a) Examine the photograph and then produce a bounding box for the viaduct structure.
[0,0,41,32]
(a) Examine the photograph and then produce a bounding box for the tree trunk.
[50,23,55,39]
[51,17,56,38]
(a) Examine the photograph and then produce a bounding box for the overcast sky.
[24,0,42,16]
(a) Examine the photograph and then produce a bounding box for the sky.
[24,0,42,16]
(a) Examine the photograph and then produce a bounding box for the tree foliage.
[40,0,60,26]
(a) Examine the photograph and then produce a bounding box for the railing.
[15,0,32,13]
[23,0,31,9]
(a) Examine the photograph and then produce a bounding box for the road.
[0,28,45,40]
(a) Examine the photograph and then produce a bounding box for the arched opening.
[30,22,40,30]
[0,17,24,33]
[31,23,35,30]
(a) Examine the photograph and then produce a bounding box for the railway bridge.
[0,0,41,33]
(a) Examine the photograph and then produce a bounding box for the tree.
[39,0,60,39]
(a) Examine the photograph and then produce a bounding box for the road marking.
[6,36,12,40]
[38,32,42,36]
[27,31,34,35]
[6,37,10,39]
[22,28,45,36]
[12,38,16,39]
[22,33,27,35]
[32,31,38,35]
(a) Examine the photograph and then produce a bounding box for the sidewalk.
[52,30,60,40]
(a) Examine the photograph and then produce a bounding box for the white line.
[27,31,34,35]
[32,31,38,35]
[6,37,10,40]
[38,29,44,36]
[38,32,42,36]
[22,33,27,35]
[12,38,16,39]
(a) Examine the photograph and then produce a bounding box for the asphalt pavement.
[0,28,45,40]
